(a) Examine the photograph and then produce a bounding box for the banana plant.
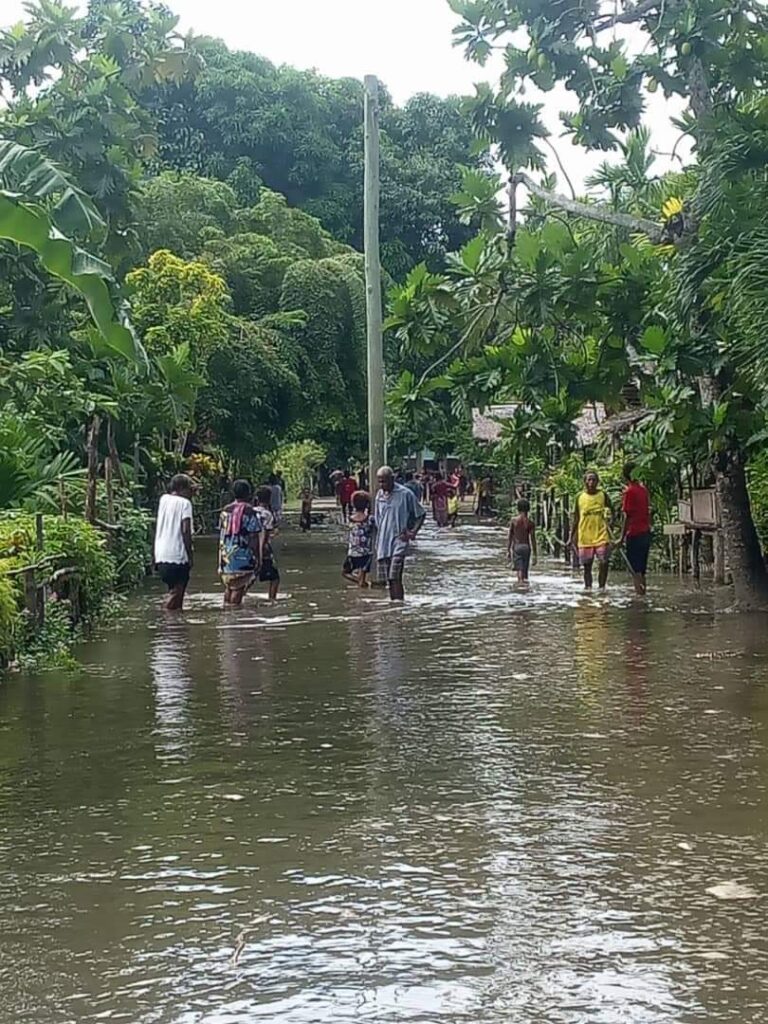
[0,138,145,365]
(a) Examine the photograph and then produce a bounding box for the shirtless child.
[506,499,537,583]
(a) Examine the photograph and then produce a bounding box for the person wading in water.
[570,470,613,591]
[620,462,652,595]
[218,479,263,607]
[373,466,426,601]
[154,474,195,611]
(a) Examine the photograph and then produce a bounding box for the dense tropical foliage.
[145,38,492,277]
[4,0,768,667]
[0,0,492,664]
[389,0,768,606]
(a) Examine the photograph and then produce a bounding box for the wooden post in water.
[691,529,701,581]
[563,493,573,567]
[364,75,385,489]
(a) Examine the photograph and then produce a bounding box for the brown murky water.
[2,523,768,1023]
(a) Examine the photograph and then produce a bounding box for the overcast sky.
[4,0,686,188]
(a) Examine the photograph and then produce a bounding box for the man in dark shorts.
[153,474,195,610]
[621,463,652,595]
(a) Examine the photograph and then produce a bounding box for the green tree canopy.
[144,38,493,275]
[390,0,768,606]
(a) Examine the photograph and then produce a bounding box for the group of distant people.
[152,460,652,612]
[153,465,429,609]
[153,474,283,610]
[507,463,652,594]
[328,466,463,530]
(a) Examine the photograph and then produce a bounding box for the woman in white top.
[154,474,195,610]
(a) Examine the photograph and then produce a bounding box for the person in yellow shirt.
[569,470,613,591]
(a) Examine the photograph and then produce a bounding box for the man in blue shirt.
[374,466,426,601]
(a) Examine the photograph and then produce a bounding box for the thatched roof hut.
[472,403,608,447]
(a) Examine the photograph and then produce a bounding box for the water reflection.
[1,527,768,1023]
[151,619,194,761]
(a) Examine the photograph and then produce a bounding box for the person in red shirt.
[338,469,358,522]
[620,462,652,594]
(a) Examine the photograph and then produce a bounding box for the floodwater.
[2,523,768,1024]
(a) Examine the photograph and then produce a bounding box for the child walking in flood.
[507,498,537,584]
[342,491,374,588]
[299,488,313,532]
[255,485,281,601]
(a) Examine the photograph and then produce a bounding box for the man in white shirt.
[154,474,195,610]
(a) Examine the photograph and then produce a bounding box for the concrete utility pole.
[364,74,385,491]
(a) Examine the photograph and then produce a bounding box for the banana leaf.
[0,190,146,366]
[0,138,104,236]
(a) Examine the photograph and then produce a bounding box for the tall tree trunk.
[85,413,101,524]
[105,417,116,524]
[714,445,768,608]
[133,433,141,506]
[106,418,125,485]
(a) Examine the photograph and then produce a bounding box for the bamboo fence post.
[105,461,114,523]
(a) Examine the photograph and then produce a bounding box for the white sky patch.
[3,0,690,191]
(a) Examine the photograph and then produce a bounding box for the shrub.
[41,517,116,616]
[748,450,768,551]
[275,440,327,498]
[0,575,20,663]
[105,499,153,588]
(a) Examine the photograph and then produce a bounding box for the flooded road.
[2,523,768,1023]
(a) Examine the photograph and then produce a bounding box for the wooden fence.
[0,514,83,639]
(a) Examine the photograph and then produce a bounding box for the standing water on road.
[2,524,768,1023]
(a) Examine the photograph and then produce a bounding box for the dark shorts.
[626,532,652,574]
[344,554,372,574]
[259,559,280,583]
[156,562,190,590]
[513,543,531,573]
